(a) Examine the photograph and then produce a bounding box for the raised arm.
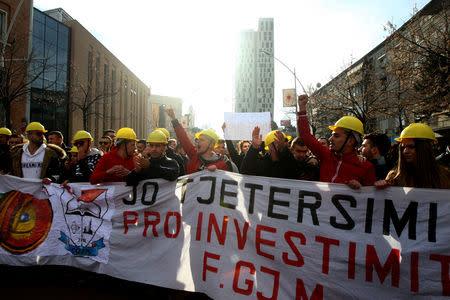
[165,108,197,159]
[297,95,329,160]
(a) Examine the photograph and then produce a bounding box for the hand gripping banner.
[0,171,449,299]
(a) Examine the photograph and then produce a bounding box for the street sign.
[282,89,296,107]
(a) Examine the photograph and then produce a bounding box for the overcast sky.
[34,0,430,134]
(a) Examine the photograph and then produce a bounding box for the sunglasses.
[99,142,110,145]
[33,132,44,136]
[74,141,85,147]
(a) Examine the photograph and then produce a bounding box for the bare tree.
[0,37,58,128]
[385,0,449,121]
[69,67,119,130]
[311,56,390,135]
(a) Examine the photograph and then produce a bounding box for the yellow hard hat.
[147,130,168,144]
[116,127,137,141]
[156,128,170,139]
[72,130,93,143]
[69,146,78,153]
[395,123,437,143]
[25,122,47,133]
[329,116,364,136]
[0,127,12,136]
[264,130,289,150]
[195,129,218,145]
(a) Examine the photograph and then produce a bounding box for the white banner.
[223,112,271,140]
[0,172,450,299]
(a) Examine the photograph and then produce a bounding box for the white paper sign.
[223,112,271,140]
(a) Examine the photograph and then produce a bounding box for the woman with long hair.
[376,123,450,189]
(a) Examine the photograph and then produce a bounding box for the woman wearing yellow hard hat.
[376,123,450,189]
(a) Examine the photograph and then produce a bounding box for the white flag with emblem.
[283,88,296,107]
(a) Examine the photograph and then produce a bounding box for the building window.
[0,10,6,40]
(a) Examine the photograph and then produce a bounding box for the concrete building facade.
[62,15,151,143]
[311,0,449,140]
[234,18,274,119]
[148,94,182,140]
[0,0,33,131]
[2,3,188,146]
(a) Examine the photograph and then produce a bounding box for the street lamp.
[261,50,308,112]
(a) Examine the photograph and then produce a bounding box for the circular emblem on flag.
[0,191,53,254]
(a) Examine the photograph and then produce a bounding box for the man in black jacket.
[241,127,298,179]
[126,130,179,185]
[156,127,185,176]
[61,130,102,183]
[290,137,319,181]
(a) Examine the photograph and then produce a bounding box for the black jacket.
[126,154,180,185]
[166,146,186,176]
[240,143,298,179]
[225,140,245,171]
[0,144,11,173]
[62,151,101,182]
[295,156,320,181]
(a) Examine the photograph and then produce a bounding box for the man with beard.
[126,129,180,185]
[297,95,375,189]
[165,108,238,173]
[9,122,66,183]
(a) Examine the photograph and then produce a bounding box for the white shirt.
[21,143,46,179]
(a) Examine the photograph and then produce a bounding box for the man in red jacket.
[165,108,237,174]
[90,127,137,184]
[297,95,375,189]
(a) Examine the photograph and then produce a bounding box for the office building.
[234,18,274,119]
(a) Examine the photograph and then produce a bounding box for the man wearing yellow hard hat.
[297,95,375,189]
[156,127,186,176]
[165,108,237,173]
[9,122,66,183]
[375,123,450,189]
[61,130,102,183]
[0,127,12,173]
[240,127,298,179]
[126,129,180,185]
[90,127,137,184]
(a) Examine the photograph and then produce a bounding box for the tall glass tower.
[234,18,274,118]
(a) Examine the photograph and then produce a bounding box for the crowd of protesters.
[0,94,449,190]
